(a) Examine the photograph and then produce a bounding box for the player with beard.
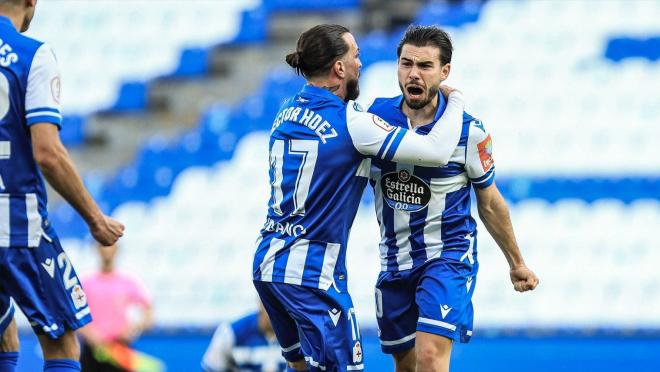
[252,24,469,372]
[365,26,539,372]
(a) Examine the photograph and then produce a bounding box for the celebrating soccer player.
[0,1,124,371]
[251,24,470,372]
[364,25,539,372]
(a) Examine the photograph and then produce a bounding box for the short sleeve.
[345,100,403,159]
[201,323,235,372]
[25,43,62,127]
[465,119,495,188]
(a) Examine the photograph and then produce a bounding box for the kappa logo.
[329,308,341,327]
[41,258,55,278]
[440,304,452,319]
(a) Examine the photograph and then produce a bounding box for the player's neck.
[402,96,439,129]
[308,78,346,101]
[0,9,24,31]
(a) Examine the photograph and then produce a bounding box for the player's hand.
[90,215,124,246]
[509,264,539,292]
[439,84,462,98]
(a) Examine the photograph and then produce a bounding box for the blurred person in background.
[78,243,153,372]
[202,304,286,372]
[252,23,466,372]
[365,25,539,372]
[0,0,124,371]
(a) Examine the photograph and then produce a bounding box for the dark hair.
[285,24,351,79]
[397,25,453,66]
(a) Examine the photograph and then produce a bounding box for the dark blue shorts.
[0,228,92,339]
[375,257,478,354]
[254,281,364,372]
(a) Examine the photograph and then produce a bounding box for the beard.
[399,83,439,110]
[345,77,360,102]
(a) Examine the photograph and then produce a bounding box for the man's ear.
[440,63,451,81]
[334,60,346,79]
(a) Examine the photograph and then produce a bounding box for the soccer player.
[0,1,124,371]
[252,24,467,372]
[201,304,286,372]
[365,25,539,372]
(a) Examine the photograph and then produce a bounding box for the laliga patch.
[51,76,61,104]
[372,115,395,132]
[380,169,431,212]
[352,341,363,363]
[477,134,494,172]
[70,284,87,309]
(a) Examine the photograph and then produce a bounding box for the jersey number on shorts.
[0,72,11,190]
[57,252,79,290]
[269,139,318,216]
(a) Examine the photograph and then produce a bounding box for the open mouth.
[406,85,424,97]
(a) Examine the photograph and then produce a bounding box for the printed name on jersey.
[0,39,18,67]
[262,217,307,238]
[50,76,61,104]
[477,134,493,172]
[271,106,338,144]
[380,169,431,212]
[371,114,395,132]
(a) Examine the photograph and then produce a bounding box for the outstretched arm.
[347,90,465,167]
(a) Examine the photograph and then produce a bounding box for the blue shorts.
[375,256,478,354]
[0,227,92,339]
[253,281,364,372]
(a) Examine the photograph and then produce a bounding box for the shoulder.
[367,96,401,115]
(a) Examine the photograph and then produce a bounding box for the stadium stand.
[12,0,660,370]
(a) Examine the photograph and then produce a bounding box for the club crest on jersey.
[352,341,363,363]
[477,135,493,172]
[380,170,431,212]
[372,115,394,132]
[70,284,87,309]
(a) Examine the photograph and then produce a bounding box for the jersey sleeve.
[465,119,495,188]
[201,323,235,372]
[25,43,62,128]
[346,92,465,167]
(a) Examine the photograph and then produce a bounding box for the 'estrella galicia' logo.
[380,170,431,212]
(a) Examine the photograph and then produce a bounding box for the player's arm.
[474,184,538,292]
[201,323,235,372]
[347,90,464,167]
[465,122,538,292]
[31,125,123,244]
[25,44,123,245]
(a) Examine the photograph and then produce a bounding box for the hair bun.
[286,51,302,68]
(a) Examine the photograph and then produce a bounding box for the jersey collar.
[300,84,344,103]
[396,91,448,130]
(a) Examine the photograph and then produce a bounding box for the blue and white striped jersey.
[0,16,62,248]
[202,312,286,372]
[367,94,494,272]
[253,85,466,290]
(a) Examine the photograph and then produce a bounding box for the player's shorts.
[253,281,364,372]
[0,226,92,339]
[375,256,478,354]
